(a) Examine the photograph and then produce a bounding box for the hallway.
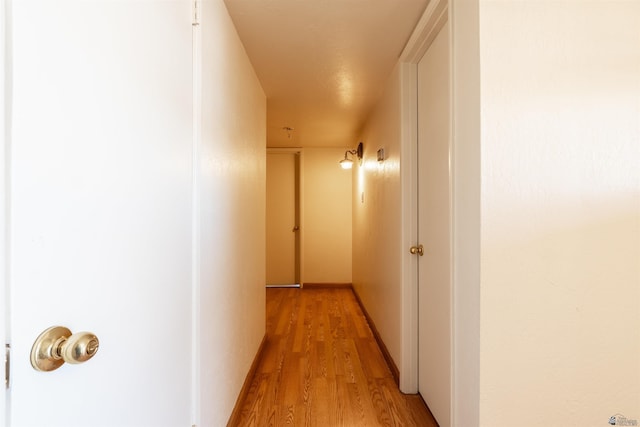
[233,288,438,426]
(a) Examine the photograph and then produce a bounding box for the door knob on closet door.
[409,245,424,256]
[30,326,100,372]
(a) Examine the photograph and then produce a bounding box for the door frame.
[398,0,482,425]
[2,0,9,420]
[266,148,304,286]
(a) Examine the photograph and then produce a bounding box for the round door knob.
[62,332,100,364]
[409,244,424,256]
[30,326,100,372]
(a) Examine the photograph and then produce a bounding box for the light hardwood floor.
[232,287,438,426]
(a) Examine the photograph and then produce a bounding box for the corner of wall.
[451,0,481,425]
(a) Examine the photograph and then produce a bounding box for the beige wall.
[352,64,405,373]
[303,148,353,283]
[478,1,640,425]
[199,1,266,425]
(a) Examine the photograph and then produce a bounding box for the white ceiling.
[223,0,429,148]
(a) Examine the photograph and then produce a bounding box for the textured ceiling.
[223,0,429,148]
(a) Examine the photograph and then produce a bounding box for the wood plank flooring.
[232,287,438,426]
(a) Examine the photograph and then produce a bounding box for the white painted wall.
[352,64,405,372]
[198,1,266,425]
[303,148,352,284]
[478,1,640,425]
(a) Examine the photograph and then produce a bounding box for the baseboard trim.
[302,282,352,289]
[351,287,401,386]
[226,334,267,427]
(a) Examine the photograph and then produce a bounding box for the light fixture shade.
[340,158,354,169]
[339,141,364,169]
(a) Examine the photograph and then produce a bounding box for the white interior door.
[6,2,193,426]
[266,152,300,286]
[417,19,452,427]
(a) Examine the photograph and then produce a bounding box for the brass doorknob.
[30,326,100,372]
[409,244,424,256]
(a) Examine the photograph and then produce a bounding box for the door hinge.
[192,0,200,26]
[5,343,10,389]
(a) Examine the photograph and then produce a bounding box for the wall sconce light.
[339,142,364,169]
